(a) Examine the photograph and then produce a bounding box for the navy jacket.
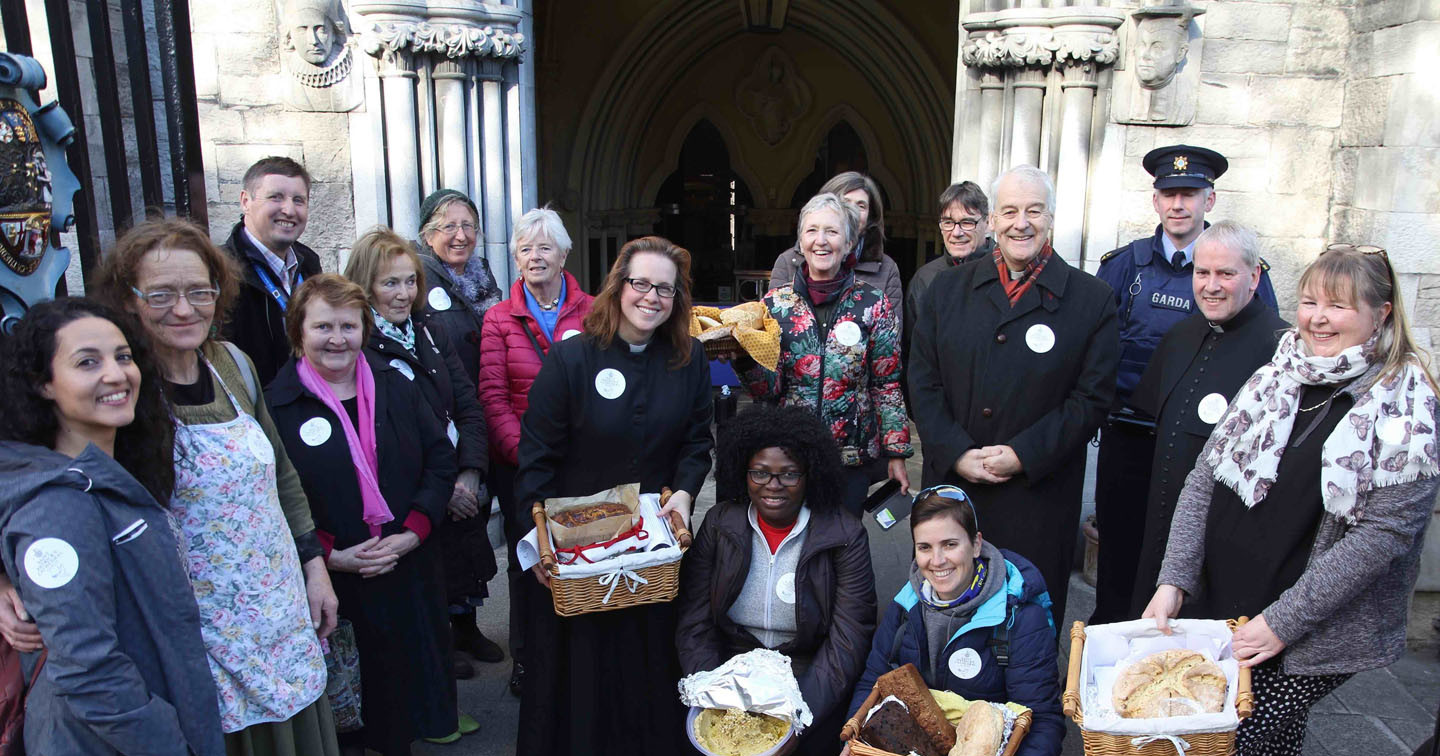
[1096,225,1277,404]
[0,442,224,756]
[848,550,1064,756]
[220,219,323,387]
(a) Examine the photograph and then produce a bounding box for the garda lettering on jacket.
[1150,292,1192,313]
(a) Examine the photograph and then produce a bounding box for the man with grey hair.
[909,165,1118,625]
[1125,219,1287,616]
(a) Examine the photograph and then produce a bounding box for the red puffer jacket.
[477,272,594,465]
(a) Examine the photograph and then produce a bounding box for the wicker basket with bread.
[691,301,781,370]
[840,664,1032,756]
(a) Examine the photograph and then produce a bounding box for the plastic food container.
[686,705,795,756]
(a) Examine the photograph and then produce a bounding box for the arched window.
[654,120,755,302]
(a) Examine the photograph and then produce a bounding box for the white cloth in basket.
[1080,619,1241,737]
[517,492,680,577]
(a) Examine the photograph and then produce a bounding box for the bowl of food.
[687,705,793,756]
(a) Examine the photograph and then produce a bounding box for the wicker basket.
[702,334,743,360]
[1061,619,1255,755]
[531,488,692,618]
[839,687,1033,756]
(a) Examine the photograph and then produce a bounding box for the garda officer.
[1126,221,1287,616]
[1089,145,1278,623]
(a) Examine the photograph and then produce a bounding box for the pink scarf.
[297,355,394,537]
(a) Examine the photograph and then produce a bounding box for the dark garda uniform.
[1088,145,1279,623]
[1125,296,1287,615]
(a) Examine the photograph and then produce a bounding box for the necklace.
[1298,386,1342,412]
[536,298,559,311]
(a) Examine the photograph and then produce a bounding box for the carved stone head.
[1133,16,1189,90]
[281,0,349,68]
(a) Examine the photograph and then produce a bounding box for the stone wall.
[190,2,357,272]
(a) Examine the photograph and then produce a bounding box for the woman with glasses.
[736,193,912,515]
[91,219,339,756]
[416,189,502,386]
[515,236,713,756]
[1142,245,1440,755]
[844,486,1064,756]
[677,404,876,756]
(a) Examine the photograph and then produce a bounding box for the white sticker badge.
[594,368,626,400]
[24,537,79,589]
[775,573,797,604]
[560,329,581,341]
[427,287,453,311]
[1025,324,1055,354]
[833,320,862,348]
[1197,393,1229,425]
[299,417,332,447]
[1378,417,1408,445]
[445,419,460,447]
[948,647,983,680]
[389,358,415,381]
[246,426,275,466]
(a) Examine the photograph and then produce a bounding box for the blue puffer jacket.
[848,549,1064,756]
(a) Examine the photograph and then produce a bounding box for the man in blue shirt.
[1090,145,1278,624]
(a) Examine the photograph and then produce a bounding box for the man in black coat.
[1127,220,1287,617]
[220,156,323,385]
[909,165,1119,627]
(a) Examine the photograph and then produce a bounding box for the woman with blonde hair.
[1143,244,1440,755]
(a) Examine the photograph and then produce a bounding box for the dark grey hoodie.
[0,440,223,756]
[909,540,1007,666]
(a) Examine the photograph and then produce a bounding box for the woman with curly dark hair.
[677,404,877,755]
[0,298,224,755]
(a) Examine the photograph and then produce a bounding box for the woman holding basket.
[1143,244,1440,755]
[515,236,714,756]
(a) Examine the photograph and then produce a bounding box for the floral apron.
[170,359,327,732]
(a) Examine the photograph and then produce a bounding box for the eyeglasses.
[938,218,980,232]
[913,484,979,529]
[437,221,478,236]
[130,286,219,309]
[624,278,677,298]
[747,469,804,487]
[1326,243,1387,259]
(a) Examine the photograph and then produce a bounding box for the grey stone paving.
[417,426,1440,756]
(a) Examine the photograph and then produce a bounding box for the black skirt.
[517,594,687,756]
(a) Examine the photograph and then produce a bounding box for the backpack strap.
[987,605,1016,668]
[886,610,910,670]
[220,341,259,407]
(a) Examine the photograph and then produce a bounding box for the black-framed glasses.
[1326,243,1387,259]
[913,484,979,529]
[747,469,804,487]
[130,286,220,309]
[938,218,980,232]
[624,278,677,298]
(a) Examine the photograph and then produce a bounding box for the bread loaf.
[860,699,944,756]
[948,702,1004,756]
[1112,649,1227,718]
[874,664,956,753]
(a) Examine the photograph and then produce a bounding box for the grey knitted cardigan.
[1158,361,1440,676]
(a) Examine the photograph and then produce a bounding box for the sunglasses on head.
[913,484,979,530]
[1325,243,1387,259]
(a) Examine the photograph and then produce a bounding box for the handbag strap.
[26,649,44,690]
[521,321,548,361]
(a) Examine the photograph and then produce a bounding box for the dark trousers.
[839,458,887,517]
[491,459,531,664]
[1091,423,1154,624]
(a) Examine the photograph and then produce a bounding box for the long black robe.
[1127,296,1287,616]
[515,334,714,756]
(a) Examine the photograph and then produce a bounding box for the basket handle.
[839,686,881,742]
[531,502,557,574]
[1232,616,1254,719]
[1062,621,1086,723]
[659,488,693,549]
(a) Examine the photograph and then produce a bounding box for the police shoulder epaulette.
[1259,257,1271,271]
[1100,247,1123,264]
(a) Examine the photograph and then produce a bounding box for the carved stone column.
[1051,12,1123,263]
[352,0,531,284]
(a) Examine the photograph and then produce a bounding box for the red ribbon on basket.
[554,515,650,565]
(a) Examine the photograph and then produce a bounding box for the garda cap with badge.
[1142,144,1228,190]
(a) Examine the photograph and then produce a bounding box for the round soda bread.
[1111,648,1227,718]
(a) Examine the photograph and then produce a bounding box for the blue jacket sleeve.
[1005,604,1066,756]
[4,493,193,756]
[847,600,907,720]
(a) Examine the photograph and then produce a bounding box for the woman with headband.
[844,486,1064,756]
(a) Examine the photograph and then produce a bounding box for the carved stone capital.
[361,21,526,63]
[960,7,1123,73]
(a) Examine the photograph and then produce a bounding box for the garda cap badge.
[1173,155,1188,171]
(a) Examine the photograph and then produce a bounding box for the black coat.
[676,500,876,751]
[515,335,714,507]
[366,315,496,603]
[908,253,1118,624]
[1127,297,1287,615]
[265,357,459,750]
[220,219,323,386]
[419,251,497,387]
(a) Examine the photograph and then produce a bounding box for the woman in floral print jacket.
[738,193,912,514]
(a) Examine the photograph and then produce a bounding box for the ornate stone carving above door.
[1110,1,1205,127]
[734,46,812,146]
[278,0,364,112]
